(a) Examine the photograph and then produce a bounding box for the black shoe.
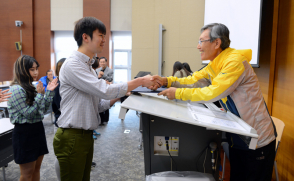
[91,162,96,168]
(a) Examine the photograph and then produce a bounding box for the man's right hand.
[148,75,167,90]
[98,71,104,78]
[141,75,161,88]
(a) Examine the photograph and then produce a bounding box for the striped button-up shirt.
[8,85,54,124]
[57,50,128,130]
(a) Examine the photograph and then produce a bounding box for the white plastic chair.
[271,116,285,181]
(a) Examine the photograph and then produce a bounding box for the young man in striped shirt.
[53,17,157,181]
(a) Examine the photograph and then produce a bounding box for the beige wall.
[111,0,132,31]
[132,0,205,78]
[51,0,83,31]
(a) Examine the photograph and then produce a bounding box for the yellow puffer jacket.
[167,48,275,149]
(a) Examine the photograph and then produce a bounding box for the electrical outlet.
[154,136,179,156]
[170,137,179,151]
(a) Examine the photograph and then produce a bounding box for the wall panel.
[253,0,275,104]
[0,0,51,81]
[272,0,294,180]
[51,0,83,31]
[111,0,132,31]
[132,0,205,79]
[0,0,34,82]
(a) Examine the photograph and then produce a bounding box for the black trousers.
[229,139,276,181]
[99,109,109,123]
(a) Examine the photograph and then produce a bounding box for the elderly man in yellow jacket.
[151,23,276,181]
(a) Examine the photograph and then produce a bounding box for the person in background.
[172,61,191,78]
[96,57,113,82]
[92,57,99,71]
[152,23,276,181]
[53,17,157,181]
[8,55,58,181]
[91,57,101,137]
[38,69,57,91]
[95,57,113,125]
[182,62,193,75]
[52,58,66,127]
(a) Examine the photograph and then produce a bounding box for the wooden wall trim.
[0,0,51,82]
[267,0,280,114]
[33,0,51,78]
[83,0,111,67]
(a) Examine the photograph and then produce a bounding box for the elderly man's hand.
[147,75,167,90]
[158,87,177,100]
[0,89,12,102]
[141,75,161,88]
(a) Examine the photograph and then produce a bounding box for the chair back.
[271,117,285,151]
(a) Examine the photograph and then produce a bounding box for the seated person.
[183,62,193,75]
[172,61,191,78]
[39,69,56,91]
[96,57,113,82]
[95,57,113,125]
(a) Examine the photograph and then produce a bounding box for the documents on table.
[188,103,246,131]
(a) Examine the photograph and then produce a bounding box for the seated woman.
[172,61,191,78]
[182,62,193,75]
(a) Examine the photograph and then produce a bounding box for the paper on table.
[188,103,246,131]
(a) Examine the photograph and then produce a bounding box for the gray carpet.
[1,102,145,181]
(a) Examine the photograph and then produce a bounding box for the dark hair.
[46,69,53,76]
[172,61,190,77]
[11,55,39,106]
[74,17,106,47]
[201,23,230,50]
[182,62,193,74]
[99,57,107,62]
[92,57,99,69]
[55,58,66,77]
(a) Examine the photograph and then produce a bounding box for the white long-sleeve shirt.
[57,50,128,130]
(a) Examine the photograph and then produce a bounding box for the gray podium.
[119,94,258,180]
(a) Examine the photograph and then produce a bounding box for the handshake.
[141,75,176,100]
[141,75,167,90]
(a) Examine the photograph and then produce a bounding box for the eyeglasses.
[198,39,211,45]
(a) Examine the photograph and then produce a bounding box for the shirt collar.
[72,50,95,66]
